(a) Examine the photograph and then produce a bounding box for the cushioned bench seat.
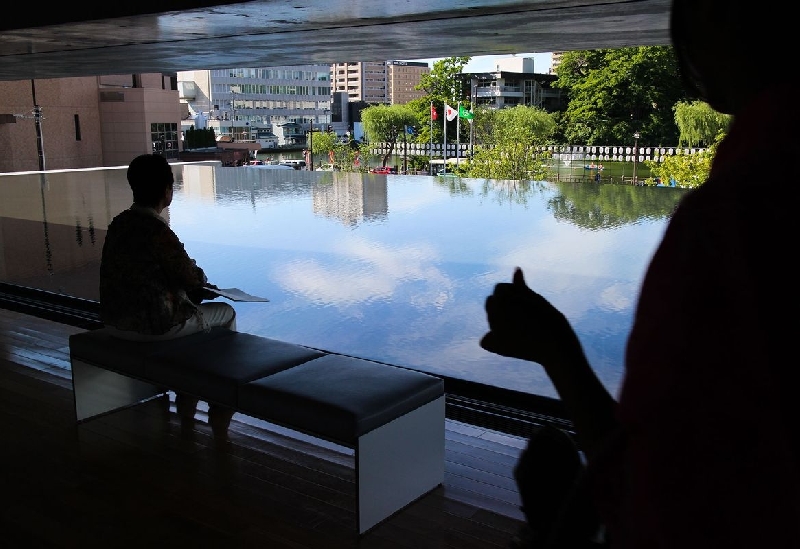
[68,327,446,534]
[239,353,444,444]
[145,330,326,406]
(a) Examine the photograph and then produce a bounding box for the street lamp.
[632,131,641,184]
[230,90,237,141]
[308,123,314,171]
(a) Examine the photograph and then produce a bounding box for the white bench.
[68,327,445,534]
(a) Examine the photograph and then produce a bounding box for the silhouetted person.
[100,153,237,443]
[481,1,798,547]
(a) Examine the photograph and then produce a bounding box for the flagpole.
[456,102,460,167]
[443,107,447,175]
[430,102,434,176]
[403,125,407,174]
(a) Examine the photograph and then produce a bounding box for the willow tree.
[466,105,556,181]
[361,104,418,167]
[673,100,731,147]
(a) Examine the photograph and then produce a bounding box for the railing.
[545,144,706,163]
[370,143,706,163]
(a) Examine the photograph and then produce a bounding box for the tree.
[184,127,216,149]
[361,104,418,166]
[307,129,336,156]
[673,101,731,147]
[645,137,719,188]
[465,105,556,181]
[306,129,336,169]
[405,97,440,147]
[416,56,471,105]
[554,47,690,146]
[415,56,471,146]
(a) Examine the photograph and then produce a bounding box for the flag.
[458,104,474,121]
[445,104,457,122]
[431,104,438,120]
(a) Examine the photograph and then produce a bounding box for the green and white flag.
[458,104,474,121]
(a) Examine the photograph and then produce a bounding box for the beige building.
[550,51,565,74]
[386,61,430,105]
[331,61,429,105]
[331,62,388,104]
[0,73,180,173]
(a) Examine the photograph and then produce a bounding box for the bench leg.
[71,359,164,422]
[356,396,445,534]
[208,405,235,448]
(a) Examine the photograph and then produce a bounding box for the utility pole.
[14,80,46,171]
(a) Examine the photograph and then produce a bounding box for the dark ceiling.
[0,0,672,81]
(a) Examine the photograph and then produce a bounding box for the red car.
[369,166,395,174]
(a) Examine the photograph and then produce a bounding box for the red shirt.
[592,85,800,548]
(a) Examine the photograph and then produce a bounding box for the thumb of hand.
[513,267,527,288]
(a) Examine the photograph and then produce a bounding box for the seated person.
[99,153,237,440]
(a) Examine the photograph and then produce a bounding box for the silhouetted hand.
[188,284,219,304]
[480,267,582,369]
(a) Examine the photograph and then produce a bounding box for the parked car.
[369,166,395,175]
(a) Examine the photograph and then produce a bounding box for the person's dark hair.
[126,154,174,207]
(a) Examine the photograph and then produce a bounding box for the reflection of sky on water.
[168,170,677,399]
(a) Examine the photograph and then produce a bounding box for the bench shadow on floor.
[0,308,527,549]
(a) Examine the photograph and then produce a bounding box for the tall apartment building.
[331,60,430,105]
[331,62,388,104]
[177,66,332,143]
[386,61,430,105]
[550,51,565,74]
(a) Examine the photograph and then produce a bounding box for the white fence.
[370,143,706,163]
[545,145,706,164]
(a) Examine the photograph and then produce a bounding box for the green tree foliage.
[405,97,440,146]
[331,142,368,172]
[554,47,689,146]
[414,57,471,146]
[465,105,555,181]
[307,129,336,156]
[416,56,471,104]
[306,130,368,172]
[183,127,217,149]
[305,129,335,169]
[547,181,689,229]
[645,136,719,188]
[361,104,418,166]
[673,101,731,147]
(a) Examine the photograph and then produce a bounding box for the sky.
[410,52,553,74]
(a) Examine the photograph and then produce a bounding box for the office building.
[331,62,388,104]
[178,66,332,146]
[386,61,430,104]
[0,73,180,172]
[467,57,565,111]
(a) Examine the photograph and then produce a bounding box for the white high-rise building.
[178,66,332,144]
[494,56,536,73]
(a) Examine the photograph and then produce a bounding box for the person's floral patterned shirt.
[99,204,207,335]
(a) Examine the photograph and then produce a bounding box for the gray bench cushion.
[238,354,444,444]
[68,327,233,377]
[146,331,326,406]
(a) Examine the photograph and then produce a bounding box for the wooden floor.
[0,308,527,549]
